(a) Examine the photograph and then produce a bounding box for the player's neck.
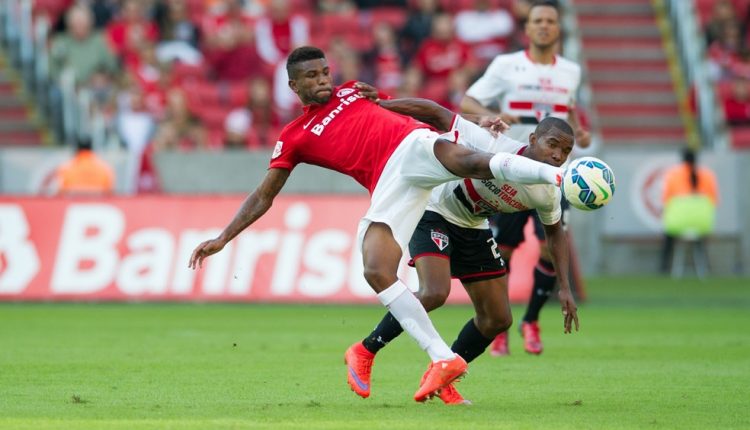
[527,46,556,65]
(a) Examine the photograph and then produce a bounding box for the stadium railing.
[664,0,728,150]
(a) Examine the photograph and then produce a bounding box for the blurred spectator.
[50,6,118,86]
[225,77,282,147]
[328,37,363,83]
[706,0,739,46]
[223,109,261,149]
[723,77,750,125]
[362,22,403,94]
[316,0,357,14]
[106,0,160,67]
[49,5,118,144]
[396,66,423,98]
[57,137,115,195]
[454,0,515,64]
[409,12,475,104]
[203,0,266,81]
[707,23,742,81]
[254,0,310,67]
[152,88,207,151]
[660,148,719,274]
[153,0,203,65]
[398,0,441,66]
[507,0,533,51]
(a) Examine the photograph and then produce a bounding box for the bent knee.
[477,314,513,337]
[417,289,450,311]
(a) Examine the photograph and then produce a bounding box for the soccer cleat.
[438,383,472,405]
[490,331,509,356]
[414,355,468,402]
[521,321,543,355]
[344,342,375,398]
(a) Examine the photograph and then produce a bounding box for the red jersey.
[269,81,431,193]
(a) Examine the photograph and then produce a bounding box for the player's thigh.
[409,211,454,305]
[361,222,403,291]
[531,212,553,261]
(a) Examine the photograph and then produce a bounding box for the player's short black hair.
[535,116,573,138]
[286,46,326,78]
[529,0,560,13]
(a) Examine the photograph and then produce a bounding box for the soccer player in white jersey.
[188,46,569,403]
[460,0,590,356]
[344,96,579,404]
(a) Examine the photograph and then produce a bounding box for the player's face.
[525,6,560,50]
[289,59,333,105]
[529,128,573,167]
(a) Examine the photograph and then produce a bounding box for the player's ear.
[288,79,298,93]
[528,132,537,146]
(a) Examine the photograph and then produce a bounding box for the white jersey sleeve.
[452,115,525,154]
[465,55,514,108]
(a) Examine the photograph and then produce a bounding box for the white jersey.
[465,50,581,143]
[426,117,562,229]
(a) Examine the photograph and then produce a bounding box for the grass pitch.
[1,277,748,429]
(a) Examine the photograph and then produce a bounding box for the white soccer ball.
[561,157,616,211]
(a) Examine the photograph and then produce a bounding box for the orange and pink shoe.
[490,331,509,357]
[438,383,472,405]
[344,342,375,398]
[414,355,468,402]
[521,321,543,355]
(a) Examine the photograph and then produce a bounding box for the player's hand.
[188,238,227,270]
[500,112,520,124]
[575,128,592,148]
[479,116,510,136]
[354,82,380,103]
[558,289,579,333]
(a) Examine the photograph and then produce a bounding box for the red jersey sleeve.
[268,125,299,171]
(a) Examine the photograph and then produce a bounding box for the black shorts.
[490,198,569,248]
[408,211,506,283]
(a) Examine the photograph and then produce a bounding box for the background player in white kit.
[460,0,590,356]
[344,96,579,404]
[188,46,567,402]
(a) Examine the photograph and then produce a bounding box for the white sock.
[489,152,563,186]
[377,280,456,362]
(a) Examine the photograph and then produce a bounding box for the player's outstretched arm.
[542,221,579,333]
[378,98,455,131]
[188,168,290,269]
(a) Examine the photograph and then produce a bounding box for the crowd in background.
[43,0,536,160]
[703,0,750,126]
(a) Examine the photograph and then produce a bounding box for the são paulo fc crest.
[337,88,355,98]
[431,230,449,251]
[272,141,283,159]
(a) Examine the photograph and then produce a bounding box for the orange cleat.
[521,321,543,355]
[414,355,467,402]
[344,342,375,398]
[490,331,509,357]
[438,383,472,405]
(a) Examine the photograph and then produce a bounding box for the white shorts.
[357,128,461,252]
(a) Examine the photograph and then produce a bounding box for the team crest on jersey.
[337,88,355,98]
[272,141,283,159]
[431,230,449,251]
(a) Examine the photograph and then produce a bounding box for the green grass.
[0,277,748,429]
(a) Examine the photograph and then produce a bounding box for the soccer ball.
[561,157,616,211]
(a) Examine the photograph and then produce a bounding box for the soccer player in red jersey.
[188,46,566,402]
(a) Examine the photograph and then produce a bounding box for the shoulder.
[555,56,582,74]
[489,51,524,68]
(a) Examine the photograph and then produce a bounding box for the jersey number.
[486,237,501,259]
